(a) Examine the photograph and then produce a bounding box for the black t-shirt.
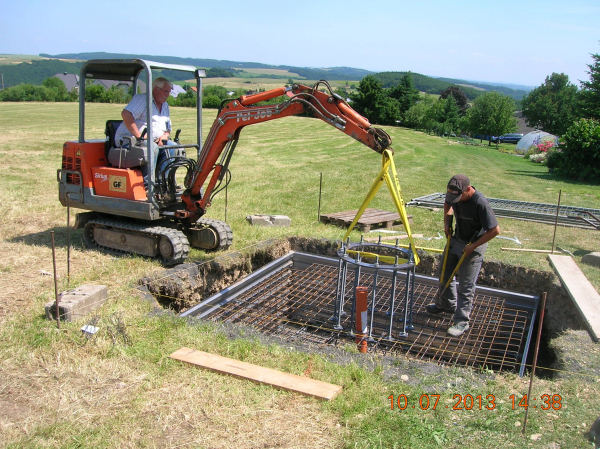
[451,189,498,242]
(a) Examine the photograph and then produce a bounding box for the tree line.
[347,74,516,143]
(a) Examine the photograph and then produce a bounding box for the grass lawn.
[0,102,599,448]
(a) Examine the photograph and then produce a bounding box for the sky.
[1,0,599,88]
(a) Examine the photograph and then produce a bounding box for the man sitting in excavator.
[113,77,176,184]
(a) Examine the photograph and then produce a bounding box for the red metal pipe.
[355,286,369,353]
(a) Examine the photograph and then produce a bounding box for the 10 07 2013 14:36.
[388,394,562,411]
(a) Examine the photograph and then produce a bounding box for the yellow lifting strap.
[342,149,421,265]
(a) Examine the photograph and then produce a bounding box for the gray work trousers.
[436,237,487,324]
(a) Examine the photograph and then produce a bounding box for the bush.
[0,84,58,102]
[546,150,565,172]
[558,118,600,182]
[203,95,222,109]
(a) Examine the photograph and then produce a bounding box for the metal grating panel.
[183,252,539,375]
[408,192,600,229]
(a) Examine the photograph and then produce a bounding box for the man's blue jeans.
[436,237,487,324]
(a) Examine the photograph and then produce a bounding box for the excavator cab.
[58,59,232,265]
[59,59,204,213]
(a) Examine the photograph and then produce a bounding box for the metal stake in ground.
[522,292,547,434]
[551,190,562,254]
[51,231,60,329]
[66,193,71,284]
[318,172,323,222]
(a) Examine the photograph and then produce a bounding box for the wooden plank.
[548,255,600,341]
[170,347,343,401]
[502,248,553,253]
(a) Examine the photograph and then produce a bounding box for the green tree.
[203,85,229,100]
[350,75,401,125]
[465,91,517,145]
[403,96,435,130]
[579,49,600,120]
[388,73,420,120]
[100,85,129,104]
[84,84,105,103]
[203,95,222,109]
[440,86,469,115]
[521,72,578,136]
[42,77,68,101]
[556,118,600,182]
[438,96,460,135]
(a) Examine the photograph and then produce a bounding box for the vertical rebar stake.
[522,292,547,434]
[349,253,361,336]
[66,193,71,285]
[51,231,60,329]
[551,190,562,254]
[332,256,344,329]
[387,256,399,340]
[367,257,379,341]
[317,172,323,222]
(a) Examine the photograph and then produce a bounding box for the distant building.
[92,79,136,93]
[53,72,79,92]
[170,84,186,98]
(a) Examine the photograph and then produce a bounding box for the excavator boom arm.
[179,81,392,220]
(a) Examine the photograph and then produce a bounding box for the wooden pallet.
[319,208,411,233]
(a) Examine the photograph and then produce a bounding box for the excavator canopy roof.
[81,59,203,81]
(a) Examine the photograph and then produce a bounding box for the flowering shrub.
[529,153,548,164]
[525,138,556,159]
[537,141,554,153]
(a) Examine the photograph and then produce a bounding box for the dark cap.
[445,174,470,203]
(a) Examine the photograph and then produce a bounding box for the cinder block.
[582,252,600,267]
[269,215,291,227]
[246,215,274,227]
[45,285,108,322]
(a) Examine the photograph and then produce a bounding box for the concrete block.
[582,252,600,267]
[45,284,108,322]
[246,214,291,227]
[269,215,291,227]
[246,215,273,227]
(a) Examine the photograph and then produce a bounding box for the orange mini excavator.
[58,59,393,265]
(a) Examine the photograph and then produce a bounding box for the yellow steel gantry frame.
[342,149,421,265]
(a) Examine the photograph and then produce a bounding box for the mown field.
[0,101,599,448]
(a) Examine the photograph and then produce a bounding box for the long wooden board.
[548,255,600,341]
[170,347,343,401]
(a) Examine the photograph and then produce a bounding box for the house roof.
[53,73,79,92]
[170,84,186,98]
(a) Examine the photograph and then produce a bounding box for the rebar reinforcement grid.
[408,193,600,229]
[182,253,539,375]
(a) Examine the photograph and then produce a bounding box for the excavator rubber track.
[83,217,190,266]
[187,217,234,251]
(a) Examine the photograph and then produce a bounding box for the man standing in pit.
[426,174,500,337]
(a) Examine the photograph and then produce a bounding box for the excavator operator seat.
[104,119,123,156]
[106,119,150,169]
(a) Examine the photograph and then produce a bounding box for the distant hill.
[433,77,531,100]
[0,59,82,88]
[39,52,372,81]
[1,53,530,102]
[373,72,486,100]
